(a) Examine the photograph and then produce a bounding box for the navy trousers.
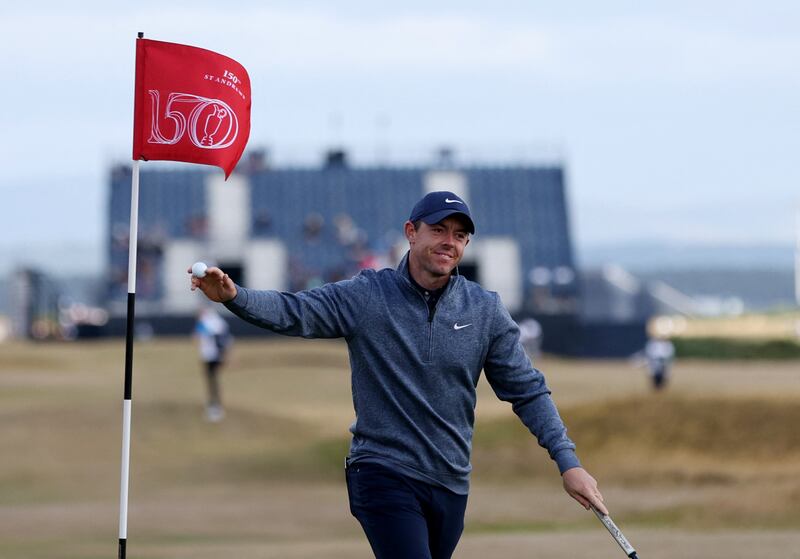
[346,461,468,559]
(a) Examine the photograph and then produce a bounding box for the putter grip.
[591,507,637,557]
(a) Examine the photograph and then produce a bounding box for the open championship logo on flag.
[132,39,251,178]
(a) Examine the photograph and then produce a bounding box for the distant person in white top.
[195,308,232,421]
[644,337,675,390]
[518,318,543,360]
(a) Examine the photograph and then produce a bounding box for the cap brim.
[419,209,475,234]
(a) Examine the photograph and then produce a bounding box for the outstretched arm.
[482,297,609,515]
[190,264,373,339]
[188,266,237,302]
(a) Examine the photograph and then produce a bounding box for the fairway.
[1,338,799,558]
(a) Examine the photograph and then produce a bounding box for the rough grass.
[2,337,800,557]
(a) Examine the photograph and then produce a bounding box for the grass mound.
[566,394,800,458]
[473,393,800,484]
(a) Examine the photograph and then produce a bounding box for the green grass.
[673,336,800,359]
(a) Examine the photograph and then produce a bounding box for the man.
[518,317,543,360]
[644,336,675,390]
[189,190,607,559]
[194,307,232,422]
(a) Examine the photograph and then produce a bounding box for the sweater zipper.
[403,272,448,363]
[413,288,438,363]
[427,302,436,362]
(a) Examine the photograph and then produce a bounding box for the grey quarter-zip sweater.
[224,253,580,494]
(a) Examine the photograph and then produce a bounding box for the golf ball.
[191,262,208,278]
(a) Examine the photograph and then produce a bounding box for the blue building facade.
[104,153,651,356]
[108,155,579,317]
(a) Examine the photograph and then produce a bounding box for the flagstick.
[118,159,141,559]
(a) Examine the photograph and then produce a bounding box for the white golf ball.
[191,262,208,278]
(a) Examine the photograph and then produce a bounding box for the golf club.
[591,505,639,558]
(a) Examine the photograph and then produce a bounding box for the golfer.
[189,191,607,559]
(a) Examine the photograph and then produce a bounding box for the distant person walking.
[195,307,232,422]
[189,191,607,558]
[644,337,674,390]
[518,317,543,360]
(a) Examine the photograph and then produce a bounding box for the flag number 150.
[147,91,239,149]
[223,70,241,85]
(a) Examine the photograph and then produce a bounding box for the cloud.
[3,5,798,86]
[1,2,798,246]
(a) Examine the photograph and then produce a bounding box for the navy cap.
[409,191,475,234]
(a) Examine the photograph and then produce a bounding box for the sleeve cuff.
[223,284,247,309]
[554,449,581,474]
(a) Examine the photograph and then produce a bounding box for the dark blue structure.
[105,152,646,357]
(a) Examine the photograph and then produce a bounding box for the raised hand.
[188,265,237,303]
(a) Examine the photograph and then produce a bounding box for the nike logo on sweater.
[453,323,472,330]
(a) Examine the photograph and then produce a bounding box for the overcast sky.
[1,1,798,273]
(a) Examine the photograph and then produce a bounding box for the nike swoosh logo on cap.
[453,323,472,330]
[444,198,463,204]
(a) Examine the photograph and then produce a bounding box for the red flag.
[132,38,251,178]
